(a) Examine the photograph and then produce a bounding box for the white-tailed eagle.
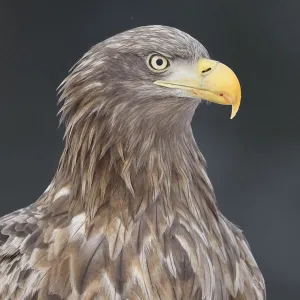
[0,25,265,300]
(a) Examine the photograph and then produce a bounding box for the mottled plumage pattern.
[0,26,265,299]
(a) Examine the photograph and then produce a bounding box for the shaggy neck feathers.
[49,114,218,226]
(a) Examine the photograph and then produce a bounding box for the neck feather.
[46,117,218,226]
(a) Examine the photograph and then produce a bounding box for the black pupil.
[156,58,163,66]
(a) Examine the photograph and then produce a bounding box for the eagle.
[0,25,265,300]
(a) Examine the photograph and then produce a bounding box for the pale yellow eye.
[148,55,170,71]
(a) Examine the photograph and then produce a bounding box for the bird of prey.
[0,25,265,300]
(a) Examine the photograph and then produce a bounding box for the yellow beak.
[154,58,241,119]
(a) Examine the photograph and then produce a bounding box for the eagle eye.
[147,54,170,72]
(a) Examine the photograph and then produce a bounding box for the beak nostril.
[201,67,212,74]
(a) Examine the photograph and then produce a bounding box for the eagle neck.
[48,120,218,225]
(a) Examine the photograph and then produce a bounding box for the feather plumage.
[0,25,265,299]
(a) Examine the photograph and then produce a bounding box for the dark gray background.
[0,0,299,298]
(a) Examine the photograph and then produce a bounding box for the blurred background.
[0,0,299,298]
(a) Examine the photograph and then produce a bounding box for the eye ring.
[147,54,170,72]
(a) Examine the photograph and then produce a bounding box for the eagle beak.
[154,58,241,119]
